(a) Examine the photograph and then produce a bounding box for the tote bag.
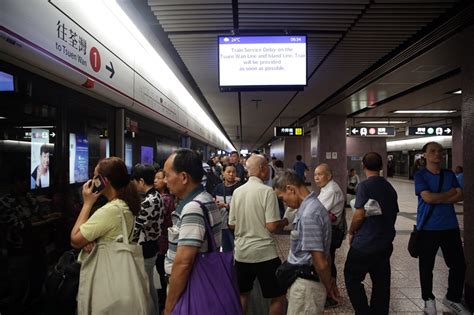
[172,200,242,315]
[77,207,151,315]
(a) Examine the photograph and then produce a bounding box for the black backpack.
[205,169,222,194]
[43,249,80,314]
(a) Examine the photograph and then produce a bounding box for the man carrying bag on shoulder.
[273,170,340,315]
[414,142,468,315]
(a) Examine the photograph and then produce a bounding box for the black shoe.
[325,297,339,308]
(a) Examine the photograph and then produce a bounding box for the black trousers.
[344,245,393,315]
[418,229,466,302]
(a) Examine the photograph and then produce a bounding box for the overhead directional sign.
[274,127,304,137]
[349,126,396,137]
[406,126,452,136]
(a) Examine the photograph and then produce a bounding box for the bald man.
[314,163,346,307]
[229,154,288,315]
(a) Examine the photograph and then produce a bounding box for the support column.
[310,115,347,192]
[452,117,462,170]
[462,25,474,308]
[284,136,307,178]
[346,137,388,179]
[115,108,124,159]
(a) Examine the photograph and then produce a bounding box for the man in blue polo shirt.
[415,142,468,315]
[344,152,398,315]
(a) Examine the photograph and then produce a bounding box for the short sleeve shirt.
[165,185,222,274]
[79,199,134,261]
[287,192,331,265]
[229,176,281,263]
[212,182,240,229]
[353,176,398,252]
[80,199,134,243]
[415,168,459,230]
[317,180,345,225]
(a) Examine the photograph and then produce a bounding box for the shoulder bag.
[408,170,444,258]
[172,200,242,315]
[77,207,151,315]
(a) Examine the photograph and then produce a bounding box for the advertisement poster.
[31,128,51,189]
[125,142,133,174]
[100,138,110,160]
[69,133,89,184]
[141,146,153,164]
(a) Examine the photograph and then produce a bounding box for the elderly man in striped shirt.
[274,169,340,315]
[162,149,222,315]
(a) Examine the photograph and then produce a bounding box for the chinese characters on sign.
[274,127,304,137]
[55,20,88,67]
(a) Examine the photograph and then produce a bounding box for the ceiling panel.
[144,0,466,150]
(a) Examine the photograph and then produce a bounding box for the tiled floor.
[249,177,468,314]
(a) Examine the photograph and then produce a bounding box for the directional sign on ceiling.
[406,126,452,136]
[274,127,304,137]
[349,126,396,137]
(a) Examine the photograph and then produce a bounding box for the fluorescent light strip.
[0,116,6,119]
[394,110,457,114]
[106,1,235,151]
[452,89,462,95]
[359,121,407,124]
[15,126,55,129]
[387,136,451,151]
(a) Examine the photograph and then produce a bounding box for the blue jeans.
[222,229,234,252]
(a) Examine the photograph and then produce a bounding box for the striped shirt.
[165,185,222,274]
[287,191,331,266]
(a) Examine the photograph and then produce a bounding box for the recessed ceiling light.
[359,121,407,124]
[393,110,457,114]
[452,89,462,95]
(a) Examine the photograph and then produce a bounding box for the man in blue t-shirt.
[292,154,308,181]
[414,142,468,315]
[344,152,398,315]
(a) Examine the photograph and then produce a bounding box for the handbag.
[408,170,444,258]
[172,200,242,315]
[275,261,319,291]
[77,207,151,315]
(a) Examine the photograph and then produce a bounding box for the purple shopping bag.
[172,201,242,315]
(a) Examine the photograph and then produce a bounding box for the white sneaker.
[442,296,472,315]
[424,298,436,315]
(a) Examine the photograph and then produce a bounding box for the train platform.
[248,177,464,314]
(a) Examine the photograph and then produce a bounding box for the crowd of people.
[3,142,469,314]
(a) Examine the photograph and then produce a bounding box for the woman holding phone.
[70,157,142,311]
[71,156,140,256]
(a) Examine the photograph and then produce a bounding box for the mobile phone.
[92,174,107,193]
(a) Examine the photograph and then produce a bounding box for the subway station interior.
[1,0,474,314]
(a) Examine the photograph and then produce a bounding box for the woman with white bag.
[70,157,151,315]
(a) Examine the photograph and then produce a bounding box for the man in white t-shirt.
[229,154,288,315]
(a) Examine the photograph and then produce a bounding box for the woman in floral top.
[153,169,174,312]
